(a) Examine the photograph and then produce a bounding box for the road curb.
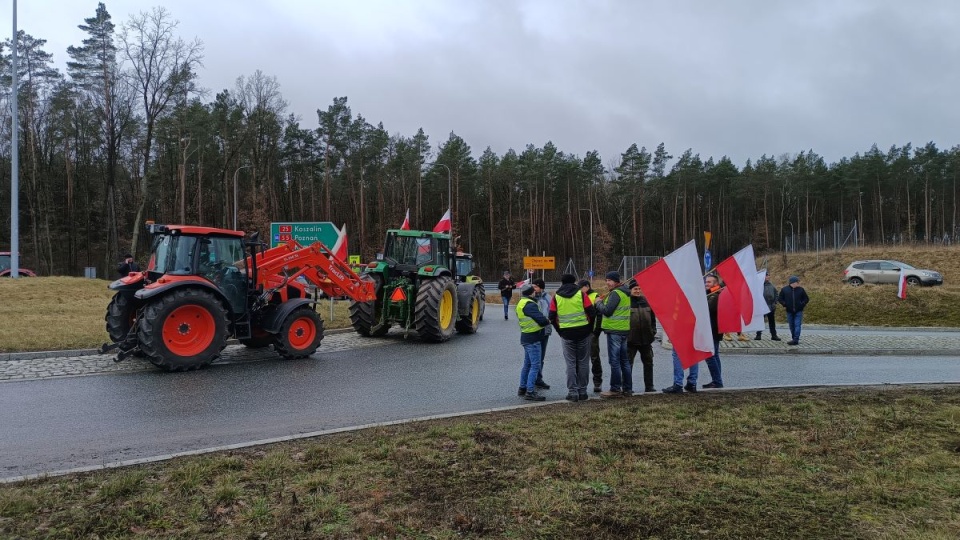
[0,327,358,362]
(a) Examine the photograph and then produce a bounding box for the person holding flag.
[701,274,724,389]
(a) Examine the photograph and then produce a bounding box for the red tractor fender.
[108,272,146,292]
[135,275,232,309]
[259,298,318,334]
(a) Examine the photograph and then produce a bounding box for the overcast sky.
[12,0,960,168]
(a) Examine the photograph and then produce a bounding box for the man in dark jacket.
[117,254,140,276]
[549,274,596,402]
[498,270,516,320]
[627,281,657,392]
[778,275,809,346]
[755,274,781,341]
[516,284,550,401]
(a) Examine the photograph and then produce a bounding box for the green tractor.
[349,229,485,341]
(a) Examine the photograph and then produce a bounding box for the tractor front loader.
[102,223,375,371]
[348,229,484,341]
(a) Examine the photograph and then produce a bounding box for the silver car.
[843,260,943,287]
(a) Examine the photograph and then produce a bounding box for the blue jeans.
[704,339,722,386]
[535,334,550,385]
[671,349,698,387]
[606,333,632,392]
[502,295,511,318]
[520,341,542,392]
[787,311,804,342]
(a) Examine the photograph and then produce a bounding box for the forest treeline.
[2,3,959,279]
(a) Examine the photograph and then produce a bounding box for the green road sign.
[270,222,340,248]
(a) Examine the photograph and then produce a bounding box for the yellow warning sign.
[523,256,556,270]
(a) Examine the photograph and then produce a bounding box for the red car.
[0,252,37,277]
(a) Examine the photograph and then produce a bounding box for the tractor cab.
[145,224,248,313]
[454,252,482,284]
[379,230,452,273]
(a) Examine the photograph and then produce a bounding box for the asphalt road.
[3,316,960,480]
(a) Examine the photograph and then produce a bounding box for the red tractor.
[102,223,375,371]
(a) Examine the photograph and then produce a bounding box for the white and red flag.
[742,270,771,332]
[332,223,348,261]
[634,240,714,368]
[897,268,908,299]
[400,209,411,230]
[714,245,759,333]
[432,209,451,233]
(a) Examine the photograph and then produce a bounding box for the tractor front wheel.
[274,307,325,359]
[137,288,229,371]
[415,277,458,342]
[106,293,141,343]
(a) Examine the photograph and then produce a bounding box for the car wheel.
[848,277,863,286]
[906,276,921,286]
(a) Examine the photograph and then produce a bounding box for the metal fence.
[784,220,859,253]
[616,256,661,282]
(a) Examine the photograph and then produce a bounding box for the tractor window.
[415,238,433,265]
[0,254,9,273]
[198,237,246,282]
[385,235,435,266]
[456,257,473,277]
[151,235,198,275]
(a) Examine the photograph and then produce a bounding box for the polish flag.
[432,209,451,233]
[742,270,770,331]
[400,209,411,230]
[897,268,907,299]
[331,223,348,261]
[634,240,714,368]
[715,245,758,333]
[514,279,528,288]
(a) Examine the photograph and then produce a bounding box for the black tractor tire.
[274,306,325,359]
[105,293,141,343]
[415,276,458,342]
[349,275,390,337]
[137,288,229,372]
[455,286,484,334]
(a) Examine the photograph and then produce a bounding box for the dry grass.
[0,278,355,353]
[2,386,960,539]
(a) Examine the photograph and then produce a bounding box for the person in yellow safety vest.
[549,273,597,402]
[595,271,633,398]
[578,279,604,393]
[516,284,550,401]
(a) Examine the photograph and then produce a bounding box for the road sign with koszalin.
[270,222,340,248]
[523,256,556,270]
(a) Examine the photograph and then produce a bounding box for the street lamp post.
[579,208,593,279]
[233,164,252,230]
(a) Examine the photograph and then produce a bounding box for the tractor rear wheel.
[349,275,390,336]
[455,286,483,334]
[415,276,458,342]
[274,306,325,359]
[138,288,229,371]
[106,293,141,343]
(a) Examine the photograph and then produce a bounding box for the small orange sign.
[390,287,407,302]
[523,256,556,270]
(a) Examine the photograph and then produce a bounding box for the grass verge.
[2,386,960,538]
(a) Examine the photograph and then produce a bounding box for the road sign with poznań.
[523,256,555,270]
[270,222,340,248]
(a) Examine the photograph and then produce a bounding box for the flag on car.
[400,209,411,230]
[634,240,714,368]
[432,209,451,233]
[897,268,908,299]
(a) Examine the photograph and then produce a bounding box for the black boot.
[643,363,655,393]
